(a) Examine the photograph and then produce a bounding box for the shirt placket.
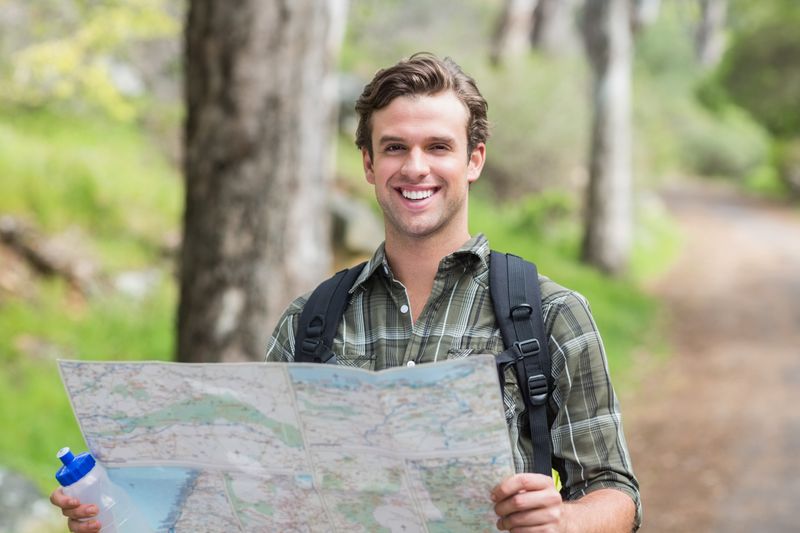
[375,269,416,370]
[410,259,460,365]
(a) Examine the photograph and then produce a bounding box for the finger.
[496,505,563,530]
[494,486,561,516]
[68,518,102,533]
[491,473,553,502]
[49,488,80,509]
[62,504,99,521]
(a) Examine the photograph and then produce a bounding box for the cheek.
[372,161,399,183]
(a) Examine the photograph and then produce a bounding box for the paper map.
[58,354,514,532]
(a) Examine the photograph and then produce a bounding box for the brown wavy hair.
[354,52,489,159]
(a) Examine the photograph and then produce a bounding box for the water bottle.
[55,447,153,533]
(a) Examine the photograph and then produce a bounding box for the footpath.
[624,181,800,532]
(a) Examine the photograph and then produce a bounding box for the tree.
[580,0,634,275]
[631,0,661,33]
[490,0,539,65]
[178,0,346,363]
[696,0,728,69]
[531,0,580,55]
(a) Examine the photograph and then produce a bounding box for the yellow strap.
[552,469,562,491]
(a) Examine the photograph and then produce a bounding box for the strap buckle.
[300,338,336,364]
[513,338,541,358]
[527,373,548,405]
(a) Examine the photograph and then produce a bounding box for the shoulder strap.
[294,263,365,364]
[490,251,552,476]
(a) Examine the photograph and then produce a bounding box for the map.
[58,355,515,532]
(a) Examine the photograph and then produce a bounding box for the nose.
[400,147,430,179]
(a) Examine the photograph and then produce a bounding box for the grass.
[0,279,176,493]
[0,105,181,269]
[0,106,180,493]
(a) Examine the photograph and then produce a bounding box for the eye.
[384,144,406,153]
[430,143,451,152]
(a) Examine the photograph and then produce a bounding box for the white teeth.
[401,189,434,200]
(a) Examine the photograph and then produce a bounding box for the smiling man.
[268,53,641,532]
[51,53,640,532]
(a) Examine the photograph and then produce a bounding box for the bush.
[468,55,590,200]
[718,3,800,137]
[677,105,770,180]
[775,138,800,196]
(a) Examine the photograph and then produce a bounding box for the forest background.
[0,0,798,531]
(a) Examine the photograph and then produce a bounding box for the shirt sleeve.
[547,289,642,529]
[264,295,308,362]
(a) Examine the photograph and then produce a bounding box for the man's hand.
[49,488,102,533]
[491,473,563,532]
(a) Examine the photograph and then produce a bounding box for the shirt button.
[400,304,409,314]
[406,361,416,367]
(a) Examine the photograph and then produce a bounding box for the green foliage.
[719,1,800,138]
[0,106,179,491]
[0,279,175,492]
[469,193,669,377]
[1,0,180,121]
[678,104,770,180]
[630,4,772,184]
[471,55,590,198]
[0,106,181,267]
[774,138,800,196]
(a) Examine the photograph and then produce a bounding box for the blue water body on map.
[108,466,197,532]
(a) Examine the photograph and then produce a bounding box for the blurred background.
[1,0,798,531]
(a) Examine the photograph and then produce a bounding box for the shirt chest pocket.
[446,347,474,360]
[446,330,504,360]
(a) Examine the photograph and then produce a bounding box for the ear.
[362,149,375,185]
[466,143,486,184]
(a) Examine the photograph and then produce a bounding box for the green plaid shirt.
[266,234,641,527]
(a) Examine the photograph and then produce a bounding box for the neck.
[383,226,471,321]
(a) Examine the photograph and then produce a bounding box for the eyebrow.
[377,135,457,145]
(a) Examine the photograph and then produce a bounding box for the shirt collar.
[349,233,490,293]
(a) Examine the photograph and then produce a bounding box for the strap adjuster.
[513,338,541,358]
[527,373,548,405]
[300,338,336,364]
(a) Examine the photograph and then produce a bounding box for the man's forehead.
[370,92,470,141]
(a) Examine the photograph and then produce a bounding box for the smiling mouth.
[400,188,438,201]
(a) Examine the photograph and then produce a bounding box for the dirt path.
[623,181,800,532]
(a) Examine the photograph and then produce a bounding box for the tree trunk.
[580,0,633,275]
[530,0,580,55]
[490,0,539,65]
[631,0,661,33]
[178,0,345,362]
[696,0,727,69]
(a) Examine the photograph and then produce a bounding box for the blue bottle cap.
[55,447,96,487]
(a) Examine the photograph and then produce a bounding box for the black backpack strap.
[294,263,365,364]
[490,251,552,476]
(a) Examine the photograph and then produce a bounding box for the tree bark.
[580,0,633,275]
[696,0,727,69]
[631,0,661,33]
[178,0,345,362]
[490,0,539,65]
[530,0,580,55]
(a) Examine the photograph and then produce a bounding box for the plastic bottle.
[55,447,153,533]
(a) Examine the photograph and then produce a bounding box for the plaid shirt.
[266,234,641,527]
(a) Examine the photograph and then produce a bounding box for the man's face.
[362,91,485,244]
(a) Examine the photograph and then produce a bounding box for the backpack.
[294,251,553,477]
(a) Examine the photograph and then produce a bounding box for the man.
[267,53,640,532]
[52,53,640,532]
